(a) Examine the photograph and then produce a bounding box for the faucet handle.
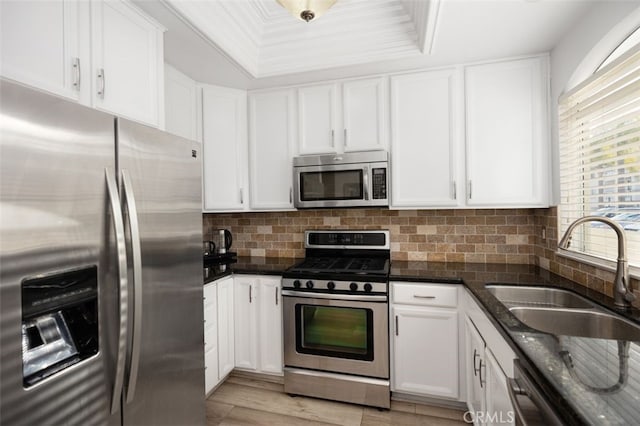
[625,291,636,303]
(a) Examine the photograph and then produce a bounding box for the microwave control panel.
[372,168,387,199]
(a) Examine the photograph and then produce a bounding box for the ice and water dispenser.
[21,266,99,387]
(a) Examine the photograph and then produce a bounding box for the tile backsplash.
[533,207,640,303]
[204,208,536,264]
[204,207,639,305]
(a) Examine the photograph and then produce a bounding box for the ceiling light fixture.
[276,0,337,22]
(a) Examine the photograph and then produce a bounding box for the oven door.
[283,293,389,379]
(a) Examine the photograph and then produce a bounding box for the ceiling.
[135,0,600,89]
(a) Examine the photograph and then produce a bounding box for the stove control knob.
[350,282,358,291]
[293,280,301,289]
[364,283,372,293]
[306,280,314,289]
[327,281,335,290]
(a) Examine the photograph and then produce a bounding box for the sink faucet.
[558,216,636,309]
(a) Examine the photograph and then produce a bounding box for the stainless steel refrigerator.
[0,80,205,425]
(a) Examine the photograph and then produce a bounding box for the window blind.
[558,42,640,266]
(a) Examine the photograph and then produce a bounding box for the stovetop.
[287,256,389,275]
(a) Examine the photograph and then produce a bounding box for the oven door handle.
[281,289,387,302]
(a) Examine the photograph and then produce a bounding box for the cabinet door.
[390,69,460,208]
[465,316,486,425]
[342,77,387,152]
[202,85,248,211]
[165,64,197,141]
[204,283,219,394]
[233,276,257,371]
[249,89,295,210]
[485,349,515,426]
[91,0,163,127]
[258,277,283,375]
[392,305,458,398]
[298,83,338,154]
[465,57,547,207]
[0,0,82,101]
[217,277,235,380]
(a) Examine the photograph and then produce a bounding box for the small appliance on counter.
[214,229,233,254]
[204,230,236,274]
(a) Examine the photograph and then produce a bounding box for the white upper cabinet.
[164,64,198,141]
[1,0,165,128]
[297,83,338,155]
[342,77,387,152]
[390,69,461,208]
[465,56,548,207]
[248,89,296,210]
[202,85,248,212]
[0,0,82,101]
[297,77,388,155]
[91,0,165,128]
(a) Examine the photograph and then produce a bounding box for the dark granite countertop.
[392,261,640,425]
[203,256,300,285]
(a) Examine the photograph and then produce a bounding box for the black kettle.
[216,229,233,254]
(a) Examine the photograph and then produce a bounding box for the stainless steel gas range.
[281,230,391,409]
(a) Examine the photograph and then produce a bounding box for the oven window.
[296,304,374,361]
[300,170,363,201]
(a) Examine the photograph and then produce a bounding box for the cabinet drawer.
[392,282,458,307]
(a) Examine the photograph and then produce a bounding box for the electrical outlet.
[541,226,546,242]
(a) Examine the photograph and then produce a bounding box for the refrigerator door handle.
[105,168,129,414]
[121,170,143,404]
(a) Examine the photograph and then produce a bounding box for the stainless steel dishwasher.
[508,360,564,426]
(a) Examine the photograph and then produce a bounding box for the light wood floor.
[206,374,468,426]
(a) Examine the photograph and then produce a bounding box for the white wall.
[548,1,640,204]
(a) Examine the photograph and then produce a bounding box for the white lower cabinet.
[391,282,460,400]
[464,290,515,426]
[217,276,235,379]
[204,281,219,394]
[234,275,283,375]
[204,276,235,395]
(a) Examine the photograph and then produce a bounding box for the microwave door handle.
[363,166,369,201]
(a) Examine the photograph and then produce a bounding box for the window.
[558,41,640,266]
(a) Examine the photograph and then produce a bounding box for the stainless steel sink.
[509,307,640,341]
[485,285,595,309]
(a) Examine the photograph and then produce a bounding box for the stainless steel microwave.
[293,151,389,208]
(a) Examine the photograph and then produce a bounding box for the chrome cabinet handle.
[97,68,105,98]
[105,168,128,414]
[240,189,243,204]
[413,295,436,299]
[468,180,473,200]
[344,128,347,147]
[72,57,81,90]
[121,170,142,404]
[395,315,399,336]
[363,166,369,201]
[331,129,335,145]
[289,187,292,204]
[275,287,279,305]
[479,360,485,388]
[453,181,457,200]
[249,285,252,303]
[473,349,480,376]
